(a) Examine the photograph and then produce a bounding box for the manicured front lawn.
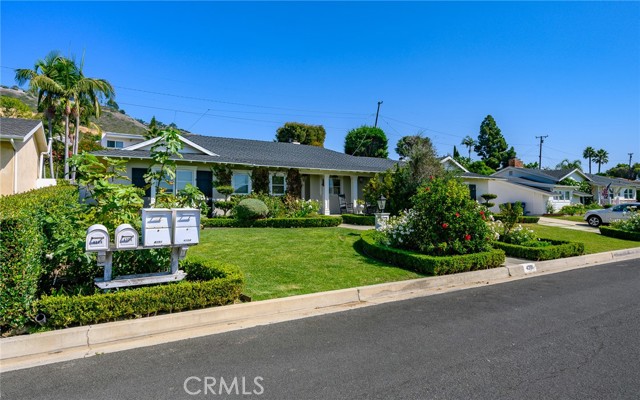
[524,224,640,254]
[189,228,423,301]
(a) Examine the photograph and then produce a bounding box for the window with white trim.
[176,170,194,192]
[233,173,250,194]
[622,188,635,199]
[151,167,196,197]
[106,140,124,149]
[329,177,341,195]
[553,190,571,200]
[270,175,286,196]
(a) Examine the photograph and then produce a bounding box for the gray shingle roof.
[93,134,400,173]
[0,117,41,138]
[585,173,640,188]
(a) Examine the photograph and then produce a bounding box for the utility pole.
[629,153,634,179]
[535,135,548,170]
[374,101,383,128]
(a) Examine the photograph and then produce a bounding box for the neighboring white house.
[92,133,398,215]
[0,117,55,196]
[100,131,146,149]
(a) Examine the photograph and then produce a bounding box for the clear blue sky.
[2,1,639,170]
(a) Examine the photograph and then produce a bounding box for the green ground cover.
[189,227,423,301]
[524,224,640,254]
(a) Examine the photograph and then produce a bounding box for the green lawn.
[525,224,640,254]
[189,227,423,301]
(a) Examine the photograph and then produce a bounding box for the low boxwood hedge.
[202,216,342,228]
[357,231,505,275]
[493,215,540,224]
[491,239,584,261]
[599,226,640,241]
[341,214,375,226]
[36,257,244,328]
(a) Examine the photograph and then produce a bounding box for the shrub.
[251,167,270,194]
[599,226,640,241]
[202,216,342,228]
[37,257,244,328]
[492,215,540,224]
[234,198,269,220]
[480,193,497,208]
[357,231,505,275]
[286,168,302,198]
[282,196,319,218]
[492,239,585,261]
[498,202,523,235]
[609,212,640,233]
[391,177,493,256]
[559,204,586,216]
[341,214,375,226]
[212,165,232,187]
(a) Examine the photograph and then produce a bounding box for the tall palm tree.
[15,51,65,178]
[461,135,476,159]
[582,146,597,174]
[555,159,582,170]
[594,149,609,173]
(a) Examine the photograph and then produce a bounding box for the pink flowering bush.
[378,177,493,256]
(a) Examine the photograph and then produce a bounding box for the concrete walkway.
[537,216,598,232]
[338,223,374,231]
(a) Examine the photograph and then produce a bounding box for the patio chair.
[338,194,354,214]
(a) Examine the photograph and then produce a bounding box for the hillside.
[0,86,148,135]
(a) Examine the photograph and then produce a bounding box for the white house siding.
[488,180,549,215]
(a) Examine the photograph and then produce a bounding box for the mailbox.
[115,224,139,250]
[86,224,110,252]
[142,208,173,247]
[173,208,201,245]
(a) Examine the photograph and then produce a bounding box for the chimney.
[508,158,524,168]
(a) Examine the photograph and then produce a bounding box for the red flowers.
[441,223,448,229]
[464,234,471,241]
[424,187,430,192]
[455,212,460,217]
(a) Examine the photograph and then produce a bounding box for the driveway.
[537,216,599,232]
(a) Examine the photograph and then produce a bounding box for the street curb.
[2,247,639,372]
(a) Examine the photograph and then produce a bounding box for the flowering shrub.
[610,211,640,233]
[378,178,493,256]
[283,196,320,218]
[501,225,539,245]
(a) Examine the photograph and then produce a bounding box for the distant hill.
[1,86,148,136]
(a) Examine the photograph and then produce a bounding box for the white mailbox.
[86,224,110,252]
[173,208,201,245]
[115,224,139,250]
[142,208,173,247]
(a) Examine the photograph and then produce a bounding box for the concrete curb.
[2,246,639,372]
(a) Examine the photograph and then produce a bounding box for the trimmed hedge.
[493,215,540,224]
[202,216,342,228]
[599,226,640,241]
[341,214,375,226]
[357,231,505,275]
[491,239,585,261]
[36,257,244,328]
[0,184,86,331]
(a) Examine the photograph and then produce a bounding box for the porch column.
[323,174,330,215]
[350,175,358,211]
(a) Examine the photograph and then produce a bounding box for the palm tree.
[594,149,609,173]
[582,146,597,174]
[555,159,582,170]
[15,51,65,178]
[461,135,476,159]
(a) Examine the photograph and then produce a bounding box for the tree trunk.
[47,115,55,179]
[71,108,80,182]
[64,113,70,180]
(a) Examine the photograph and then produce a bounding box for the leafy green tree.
[473,115,513,169]
[275,122,326,147]
[461,135,476,159]
[344,125,389,158]
[594,149,609,173]
[606,163,640,180]
[582,147,597,174]
[466,160,496,176]
[524,161,539,169]
[453,145,460,159]
[395,134,431,160]
[145,116,163,140]
[144,128,184,201]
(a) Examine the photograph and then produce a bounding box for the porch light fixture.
[377,195,386,212]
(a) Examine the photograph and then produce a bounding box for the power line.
[535,135,549,169]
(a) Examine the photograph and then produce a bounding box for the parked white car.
[584,202,640,227]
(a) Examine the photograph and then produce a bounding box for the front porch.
[301,173,371,215]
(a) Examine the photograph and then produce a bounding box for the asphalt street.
[2,259,639,400]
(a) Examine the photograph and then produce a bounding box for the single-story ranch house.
[93,133,398,215]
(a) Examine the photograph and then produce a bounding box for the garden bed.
[357,231,505,275]
[491,239,584,261]
[341,214,375,226]
[599,226,640,241]
[202,216,342,228]
[36,257,244,328]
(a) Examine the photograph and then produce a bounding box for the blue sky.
[2,1,639,170]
